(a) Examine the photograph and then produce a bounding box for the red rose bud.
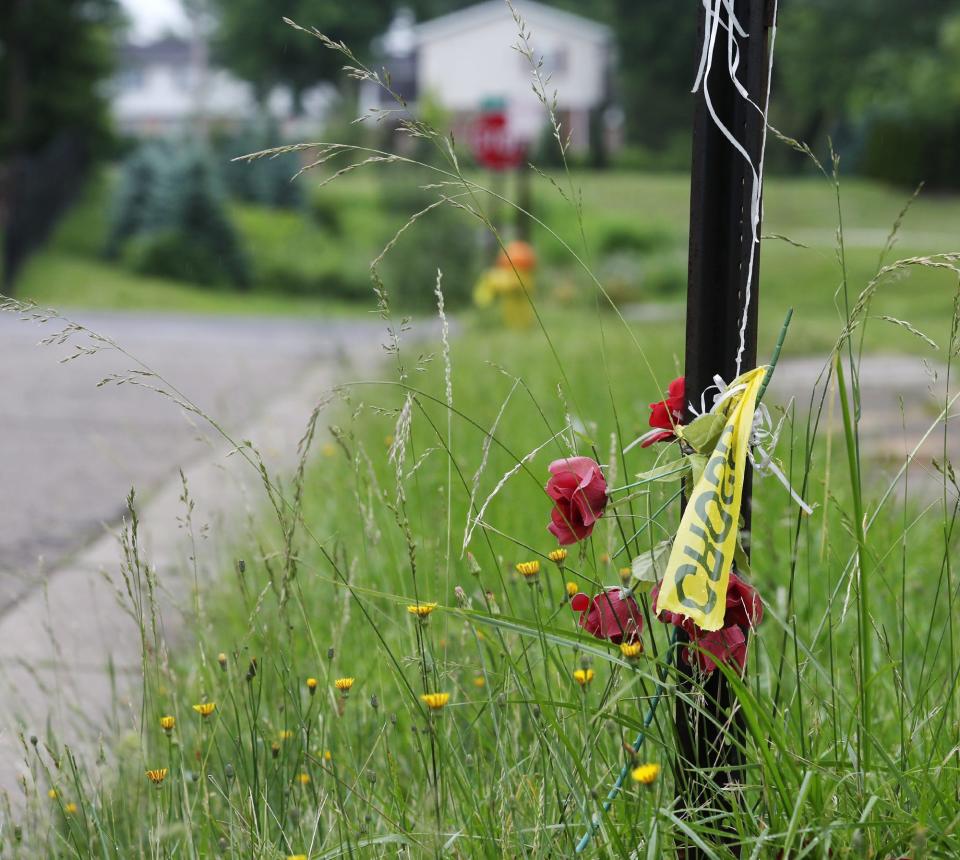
[686,625,747,673]
[652,572,762,635]
[651,572,762,674]
[570,588,643,644]
[643,376,686,447]
[545,456,608,545]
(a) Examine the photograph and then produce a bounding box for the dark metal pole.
[678,0,774,854]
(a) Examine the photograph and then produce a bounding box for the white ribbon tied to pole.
[692,0,779,377]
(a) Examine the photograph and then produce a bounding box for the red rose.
[687,625,747,673]
[545,456,608,545]
[570,588,643,644]
[643,376,686,447]
[723,573,763,629]
[651,572,762,673]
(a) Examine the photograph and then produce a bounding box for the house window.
[117,67,145,90]
[533,47,568,77]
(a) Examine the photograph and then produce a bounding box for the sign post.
[470,98,529,241]
[678,0,774,853]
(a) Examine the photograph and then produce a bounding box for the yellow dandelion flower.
[420,692,451,711]
[548,548,567,564]
[384,435,394,448]
[322,441,337,457]
[565,581,579,597]
[159,715,175,733]
[631,762,661,785]
[306,677,318,694]
[599,553,610,564]
[323,750,332,762]
[278,730,294,741]
[406,602,438,619]
[145,768,168,785]
[620,641,643,659]
[47,789,58,800]
[515,560,541,578]
[334,677,354,692]
[573,669,595,687]
[192,702,216,718]
[472,676,486,688]
[618,567,632,584]
[64,802,78,815]
[271,742,281,758]
[217,652,227,670]
[296,772,311,785]
[288,855,309,860]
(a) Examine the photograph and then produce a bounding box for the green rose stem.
[574,308,793,853]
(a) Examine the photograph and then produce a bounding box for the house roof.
[414,0,611,46]
[120,35,193,67]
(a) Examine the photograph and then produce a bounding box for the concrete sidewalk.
[0,311,389,795]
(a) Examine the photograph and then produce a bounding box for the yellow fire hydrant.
[473,241,537,329]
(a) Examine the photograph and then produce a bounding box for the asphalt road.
[1,309,953,617]
[0,310,385,614]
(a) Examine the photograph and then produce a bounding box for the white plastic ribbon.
[691,0,780,377]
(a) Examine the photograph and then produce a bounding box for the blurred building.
[111,35,332,137]
[363,1,616,155]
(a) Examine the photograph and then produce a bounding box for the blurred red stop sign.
[471,109,525,170]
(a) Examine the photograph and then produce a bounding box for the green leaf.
[733,534,752,578]
[679,412,725,453]
[687,453,709,488]
[631,539,673,586]
[635,459,691,484]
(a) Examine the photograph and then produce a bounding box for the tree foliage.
[0,0,120,159]
[207,0,396,107]
[107,143,250,289]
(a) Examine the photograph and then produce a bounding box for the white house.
[111,35,332,137]
[363,1,615,154]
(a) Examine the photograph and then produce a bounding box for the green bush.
[376,173,480,309]
[103,143,171,258]
[597,249,686,307]
[55,172,112,259]
[123,228,239,288]
[106,143,250,289]
[216,121,303,208]
[611,135,691,172]
[856,110,960,190]
[308,192,343,234]
[234,204,370,300]
[592,216,674,256]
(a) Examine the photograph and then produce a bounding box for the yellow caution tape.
[654,366,767,631]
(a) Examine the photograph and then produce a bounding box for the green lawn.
[10,166,959,358]
[16,252,360,317]
[26,287,960,855]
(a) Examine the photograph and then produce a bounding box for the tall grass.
[3,13,960,860]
